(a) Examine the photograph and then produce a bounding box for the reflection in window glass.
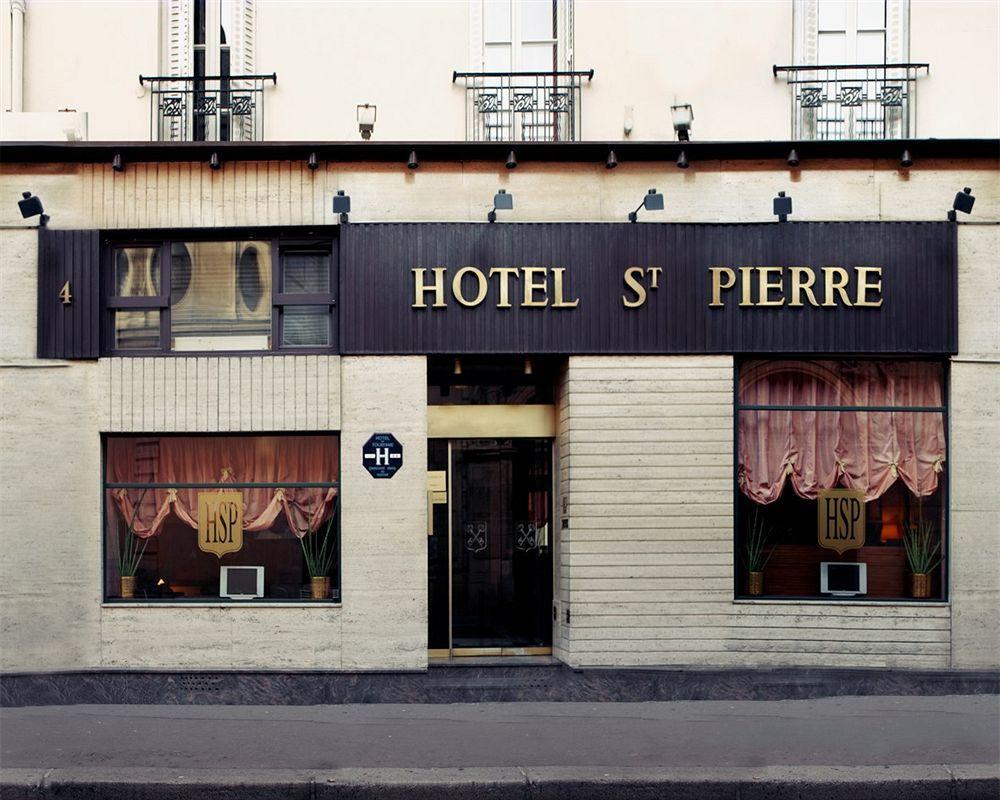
[282,306,329,347]
[237,246,264,311]
[114,247,160,297]
[282,251,330,294]
[115,310,160,349]
[170,243,192,303]
[170,241,271,351]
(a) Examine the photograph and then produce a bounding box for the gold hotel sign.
[338,223,957,355]
[411,264,884,310]
[197,491,244,558]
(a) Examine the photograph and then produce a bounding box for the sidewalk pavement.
[2,694,998,798]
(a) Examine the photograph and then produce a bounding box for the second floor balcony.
[774,63,929,141]
[453,70,593,142]
[140,73,277,142]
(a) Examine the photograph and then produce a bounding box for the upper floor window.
[779,0,922,140]
[147,0,272,141]
[105,234,336,354]
[459,0,587,141]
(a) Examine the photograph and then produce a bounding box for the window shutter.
[37,229,101,360]
[164,0,191,141]
[232,0,256,140]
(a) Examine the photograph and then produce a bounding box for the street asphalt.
[1,694,998,797]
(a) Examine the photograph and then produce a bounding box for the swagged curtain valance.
[107,436,339,539]
[738,361,945,505]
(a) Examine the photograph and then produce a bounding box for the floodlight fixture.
[629,188,664,223]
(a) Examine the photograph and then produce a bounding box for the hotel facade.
[0,0,998,682]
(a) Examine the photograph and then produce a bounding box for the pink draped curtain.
[738,361,945,505]
[107,436,339,539]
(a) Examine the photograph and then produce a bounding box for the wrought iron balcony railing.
[139,73,277,142]
[453,70,593,142]
[773,63,928,141]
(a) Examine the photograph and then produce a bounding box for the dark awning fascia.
[1,138,998,165]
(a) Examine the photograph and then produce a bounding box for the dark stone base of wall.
[2,664,997,707]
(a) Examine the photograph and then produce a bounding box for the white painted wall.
[1,0,997,141]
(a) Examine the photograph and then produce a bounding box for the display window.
[736,360,947,601]
[103,434,340,602]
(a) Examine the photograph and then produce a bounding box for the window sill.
[102,601,342,609]
[733,597,948,607]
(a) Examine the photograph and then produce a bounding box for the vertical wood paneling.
[103,355,341,432]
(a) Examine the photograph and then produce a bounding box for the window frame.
[101,227,338,357]
[101,431,342,605]
[732,357,950,604]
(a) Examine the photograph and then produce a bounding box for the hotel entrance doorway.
[428,438,553,655]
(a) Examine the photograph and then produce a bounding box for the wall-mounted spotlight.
[900,149,913,168]
[948,187,975,221]
[787,149,800,168]
[17,191,49,226]
[488,188,513,223]
[112,153,124,172]
[505,150,518,170]
[209,152,221,170]
[676,150,689,169]
[407,150,419,169]
[606,150,619,169]
[333,189,351,223]
[307,152,319,170]
[357,104,376,140]
[773,190,792,222]
[671,103,694,142]
[628,188,664,223]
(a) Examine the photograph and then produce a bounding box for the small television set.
[820,562,867,596]
[220,566,264,600]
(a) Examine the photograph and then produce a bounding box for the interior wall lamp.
[773,190,792,222]
[332,189,351,223]
[17,191,49,226]
[488,188,513,223]
[628,188,664,223]
[357,104,376,140]
[671,103,694,142]
[948,187,975,221]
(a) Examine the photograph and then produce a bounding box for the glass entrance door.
[427,438,552,654]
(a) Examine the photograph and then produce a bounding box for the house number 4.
[59,281,72,305]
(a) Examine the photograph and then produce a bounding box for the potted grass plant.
[113,490,149,599]
[743,507,774,597]
[301,507,338,600]
[903,518,941,599]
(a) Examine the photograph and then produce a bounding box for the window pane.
[115,310,160,349]
[485,43,512,72]
[484,0,512,42]
[519,42,556,72]
[817,31,847,63]
[857,0,886,30]
[282,306,330,347]
[170,241,271,351]
[282,251,330,294]
[817,0,847,31]
[736,360,947,601]
[521,0,555,41]
[856,30,885,63]
[114,247,160,297]
[104,435,340,602]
